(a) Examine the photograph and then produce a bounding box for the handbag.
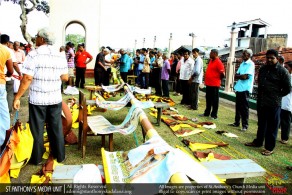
[0,111,22,182]
[9,112,34,178]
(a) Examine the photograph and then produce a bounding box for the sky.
[0,0,292,50]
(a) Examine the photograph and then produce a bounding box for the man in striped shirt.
[13,28,68,165]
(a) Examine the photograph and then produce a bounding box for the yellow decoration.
[87,105,92,115]
[30,175,46,184]
[161,116,167,120]
[72,122,79,129]
[0,172,11,183]
[9,122,34,178]
[12,123,33,164]
[10,168,21,178]
[71,105,79,124]
[42,143,50,159]
[188,142,218,151]
[149,111,157,118]
[149,107,157,112]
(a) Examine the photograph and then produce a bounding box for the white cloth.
[73,164,102,183]
[63,86,79,95]
[281,74,292,112]
[13,63,22,93]
[22,45,68,105]
[179,57,194,80]
[156,56,163,68]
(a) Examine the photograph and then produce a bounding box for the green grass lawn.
[12,79,292,185]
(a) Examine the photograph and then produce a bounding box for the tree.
[65,34,85,51]
[0,0,49,45]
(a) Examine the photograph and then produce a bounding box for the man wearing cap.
[228,49,255,131]
[13,27,68,165]
[245,49,291,156]
[74,43,92,88]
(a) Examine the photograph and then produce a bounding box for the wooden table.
[84,85,103,100]
[154,102,170,126]
[127,75,137,85]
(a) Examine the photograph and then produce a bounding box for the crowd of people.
[0,28,291,171]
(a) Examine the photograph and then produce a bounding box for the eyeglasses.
[35,34,40,38]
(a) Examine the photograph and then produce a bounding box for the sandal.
[287,166,292,171]
[244,142,262,147]
[261,150,273,156]
[280,140,288,144]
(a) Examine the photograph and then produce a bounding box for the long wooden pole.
[124,86,192,183]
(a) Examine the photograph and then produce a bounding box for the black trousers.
[280,109,291,141]
[204,86,219,118]
[120,72,128,83]
[180,80,190,105]
[94,68,105,86]
[152,68,162,96]
[234,91,250,128]
[176,73,181,94]
[189,82,199,109]
[29,102,65,164]
[103,68,111,86]
[253,106,281,151]
[170,76,177,93]
[161,79,169,97]
[75,67,86,88]
[149,70,154,87]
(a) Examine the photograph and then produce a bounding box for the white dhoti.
[13,63,22,93]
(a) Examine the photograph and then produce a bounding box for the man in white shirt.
[13,41,25,93]
[188,48,203,110]
[13,28,68,165]
[179,50,194,105]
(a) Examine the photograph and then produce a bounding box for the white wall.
[49,0,101,69]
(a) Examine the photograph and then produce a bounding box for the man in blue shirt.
[119,49,130,83]
[228,49,255,131]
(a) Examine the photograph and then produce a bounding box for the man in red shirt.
[200,49,225,119]
[74,43,93,88]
